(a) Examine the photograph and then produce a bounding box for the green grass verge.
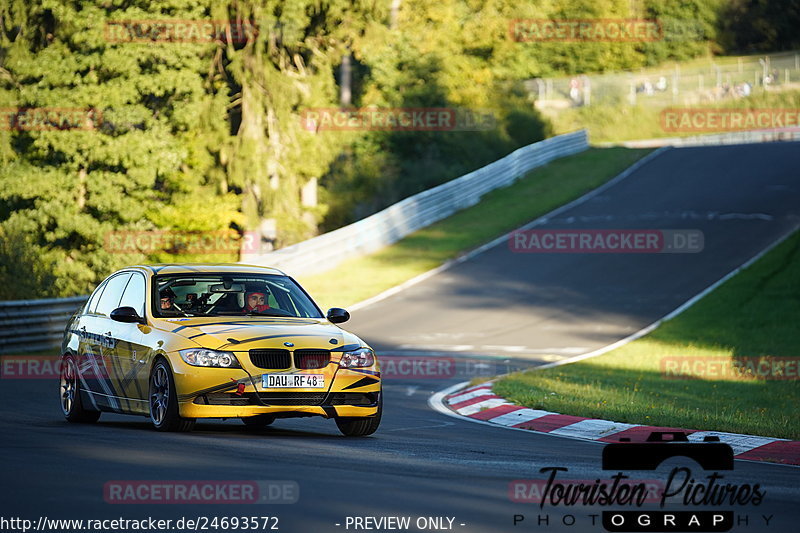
[549,88,800,143]
[494,231,800,440]
[299,147,651,310]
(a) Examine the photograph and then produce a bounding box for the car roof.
[120,264,286,277]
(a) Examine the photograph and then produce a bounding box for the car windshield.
[152,273,323,319]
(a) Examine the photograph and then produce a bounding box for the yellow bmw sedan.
[59,264,381,436]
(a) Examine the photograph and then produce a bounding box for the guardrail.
[0,296,87,354]
[598,129,800,148]
[0,131,588,354]
[241,129,590,275]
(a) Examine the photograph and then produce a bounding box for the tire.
[149,359,195,432]
[59,354,101,423]
[241,414,276,429]
[335,395,382,437]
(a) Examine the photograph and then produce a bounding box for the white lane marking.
[447,388,495,405]
[350,146,670,313]
[480,345,588,354]
[456,398,512,416]
[406,386,419,396]
[717,213,773,220]
[549,419,637,440]
[488,408,553,427]
[549,211,774,223]
[398,344,476,352]
[537,221,800,371]
[383,420,456,432]
[686,431,781,456]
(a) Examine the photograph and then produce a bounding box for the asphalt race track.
[2,142,799,533]
[349,143,800,362]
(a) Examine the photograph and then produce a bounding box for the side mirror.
[110,306,146,325]
[326,307,350,324]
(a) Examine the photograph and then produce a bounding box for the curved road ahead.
[2,142,799,533]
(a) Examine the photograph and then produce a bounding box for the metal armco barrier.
[599,129,800,148]
[0,296,87,354]
[241,130,590,275]
[0,131,588,355]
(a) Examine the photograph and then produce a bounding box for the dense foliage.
[0,0,796,298]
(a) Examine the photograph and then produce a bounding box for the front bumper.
[180,402,379,419]
[168,350,381,419]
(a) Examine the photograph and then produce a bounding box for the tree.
[0,0,239,297]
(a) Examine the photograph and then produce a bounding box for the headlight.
[179,348,240,368]
[339,348,375,368]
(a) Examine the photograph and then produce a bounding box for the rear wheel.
[149,359,195,432]
[241,414,276,429]
[335,395,382,437]
[59,354,100,423]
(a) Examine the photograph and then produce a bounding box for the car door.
[85,272,131,412]
[73,280,107,409]
[112,271,150,414]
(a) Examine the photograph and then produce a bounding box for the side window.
[118,273,146,317]
[86,282,107,314]
[95,273,132,317]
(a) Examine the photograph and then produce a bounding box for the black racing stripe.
[331,344,362,352]
[349,368,380,377]
[171,320,279,333]
[321,406,336,419]
[218,333,318,349]
[177,378,249,401]
[342,376,379,390]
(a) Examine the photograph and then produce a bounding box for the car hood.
[154,316,364,352]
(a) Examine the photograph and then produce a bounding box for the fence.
[0,296,87,354]
[528,51,800,109]
[241,130,590,275]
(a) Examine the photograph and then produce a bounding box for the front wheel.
[59,354,101,423]
[149,359,195,432]
[335,395,382,437]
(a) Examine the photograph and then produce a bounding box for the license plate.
[262,373,325,389]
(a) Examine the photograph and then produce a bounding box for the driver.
[159,287,178,314]
[244,291,270,313]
